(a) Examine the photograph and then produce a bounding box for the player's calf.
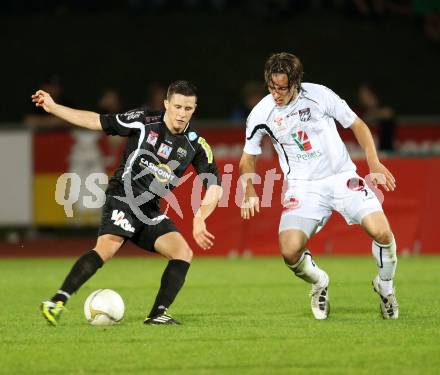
[284,249,330,320]
[372,234,397,295]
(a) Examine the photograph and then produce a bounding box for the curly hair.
[264,52,304,91]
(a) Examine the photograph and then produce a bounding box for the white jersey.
[244,83,358,181]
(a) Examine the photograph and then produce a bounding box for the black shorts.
[98,188,178,252]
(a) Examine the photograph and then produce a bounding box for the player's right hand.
[31,90,56,113]
[241,188,260,220]
[193,217,215,250]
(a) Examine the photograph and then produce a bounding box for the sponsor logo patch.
[147,131,159,147]
[294,150,322,161]
[274,116,283,126]
[188,131,198,141]
[140,158,176,183]
[282,197,302,213]
[124,110,143,121]
[346,177,365,191]
[176,147,187,160]
[292,130,312,151]
[111,210,135,233]
[347,177,369,197]
[157,143,173,159]
[286,110,298,118]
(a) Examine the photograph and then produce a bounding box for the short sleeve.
[192,136,220,189]
[100,108,146,136]
[321,86,357,128]
[243,113,266,155]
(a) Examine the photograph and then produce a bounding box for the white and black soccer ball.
[84,289,125,326]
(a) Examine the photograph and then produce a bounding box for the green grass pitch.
[1,256,439,374]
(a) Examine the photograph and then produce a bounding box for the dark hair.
[264,52,303,91]
[166,80,198,100]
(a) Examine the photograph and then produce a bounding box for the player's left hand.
[193,217,215,250]
[31,90,56,113]
[368,161,396,192]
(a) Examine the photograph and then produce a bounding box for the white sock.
[372,235,397,294]
[378,279,393,296]
[286,249,325,284]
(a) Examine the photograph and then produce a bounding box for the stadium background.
[1,1,439,257]
[2,2,440,374]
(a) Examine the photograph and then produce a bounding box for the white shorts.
[279,171,383,237]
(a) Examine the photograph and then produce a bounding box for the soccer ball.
[84,289,125,326]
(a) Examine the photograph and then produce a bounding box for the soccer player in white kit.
[239,53,398,320]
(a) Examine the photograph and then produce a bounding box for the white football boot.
[372,275,399,319]
[310,271,330,320]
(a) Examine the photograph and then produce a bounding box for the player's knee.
[279,235,304,263]
[374,229,393,245]
[94,235,124,262]
[94,247,113,263]
[171,246,193,263]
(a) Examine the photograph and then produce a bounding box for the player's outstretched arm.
[239,152,260,220]
[31,90,102,130]
[350,117,396,192]
[192,184,223,250]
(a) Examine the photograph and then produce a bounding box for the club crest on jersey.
[147,131,159,146]
[274,116,283,126]
[292,130,312,151]
[299,108,311,122]
[157,143,173,159]
[176,147,187,160]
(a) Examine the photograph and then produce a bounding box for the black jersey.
[100,107,219,205]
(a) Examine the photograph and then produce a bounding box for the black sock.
[148,259,190,317]
[51,250,104,304]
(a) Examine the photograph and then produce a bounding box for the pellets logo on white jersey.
[111,210,135,233]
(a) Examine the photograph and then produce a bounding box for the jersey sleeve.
[321,86,357,128]
[243,112,266,155]
[192,136,220,189]
[100,108,146,136]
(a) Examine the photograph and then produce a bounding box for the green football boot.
[41,301,66,326]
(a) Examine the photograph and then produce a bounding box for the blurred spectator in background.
[145,82,167,112]
[24,74,70,128]
[357,83,396,152]
[230,81,265,123]
[351,0,386,20]
[413,0,440,42]
[97,88,125,171]
[97,88,124,114]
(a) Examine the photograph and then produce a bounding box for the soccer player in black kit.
[33,81,223,325]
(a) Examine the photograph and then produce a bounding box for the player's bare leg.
[41,234,124,326]
[279,228,330,320]
[144,232,193,325]
[361,211,399,319]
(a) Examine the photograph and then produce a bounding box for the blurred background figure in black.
[413,0,440,43]
[97,88,124,115]
[23,74,70,128]
[145,82,167,112]
[357,83,397,152]
[230,81,265,124]
[351,0,386,20]
[96,88,126,171]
